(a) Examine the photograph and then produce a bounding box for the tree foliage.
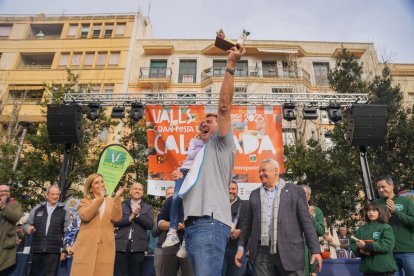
[285,48,414,227]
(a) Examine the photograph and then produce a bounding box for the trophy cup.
[215,29,250,51]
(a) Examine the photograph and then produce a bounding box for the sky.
[1,0,413,63]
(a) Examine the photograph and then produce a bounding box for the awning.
[257,48,299,54]
[9,85,44,91]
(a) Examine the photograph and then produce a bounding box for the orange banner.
[146,105,283,197]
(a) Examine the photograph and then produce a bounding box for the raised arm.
[217,44,245,137]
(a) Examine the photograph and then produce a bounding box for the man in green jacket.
[303,185,325,276]
[375,176,414,276]
[0,184,23,274]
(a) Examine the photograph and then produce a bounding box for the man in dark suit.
[235,158,322,276]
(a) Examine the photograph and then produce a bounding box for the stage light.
[86,103,101,121]
[283,102,296,121]
[130,102,144,121]
[303,107,318,120]
[327,103,342,123]
[111,106,125,119]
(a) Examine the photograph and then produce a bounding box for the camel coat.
[70,196,122,276]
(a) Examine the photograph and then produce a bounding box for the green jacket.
[0,198,23,272]
[305,206,325,275]
[350,221,397,273]
[375,195,414,252]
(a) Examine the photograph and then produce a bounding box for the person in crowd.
[153,187,175,276]
[350,202,397,276]
[302,184,325,276]
[375,175,414,276]
[236,158,322,276]
[320,217,341,259]
[163,121,206,254]
[0,184,23,275]
[70,173,124,276]
[157,191,193,276]
[338,225,352,251]
[174,43,245,275]
[23,185,70,276]
[59,198,81,275]
[221,180,247,276]
[165,186,174,200]
[114,182,154,276]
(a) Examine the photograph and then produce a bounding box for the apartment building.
[0,12,152,142]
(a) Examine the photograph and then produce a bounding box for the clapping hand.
[114,184,127,199]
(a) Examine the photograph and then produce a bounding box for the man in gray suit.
[235,158,322,276]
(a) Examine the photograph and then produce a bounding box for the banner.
[97,144,133,196]
[146,105,284,199]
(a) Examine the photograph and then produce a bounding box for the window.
[149,60,167,78]
[178,60,197,83]
[282,61,298,77]
[103,84,114,93]
[108,52,120,67]
[8,87,44,103]
[234,86,248,104]
[90,84,101,93]
[213,60,226,76]
[0,25,12,38]
[67,24,78,38]
[262,61,277,77]
[104,23,113,38]
[313,62,330,86]
[59,53,70,67]
[98,125,109,143]
[92,24,101,38]
[283,129,296,146]
[320,110,330,124]
[235,60,248,77]
[80,24,90,38]
[96,52,107,67]
[272,87,293,93]
[84,52,94,67]
[115,23,126,36]
[71,52,82,67]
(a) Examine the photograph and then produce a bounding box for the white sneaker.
[176,239,187,258]
[162,230,180,248]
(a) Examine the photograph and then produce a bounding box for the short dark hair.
[375,175,393,185]
[364,202,389,224]
[205,113,218,119]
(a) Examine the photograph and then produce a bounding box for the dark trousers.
[29,253,59,276]
[114,241,145,276]
[254,246,304,276]
[160,243,193,276]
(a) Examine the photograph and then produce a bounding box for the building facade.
[1,13,413,147]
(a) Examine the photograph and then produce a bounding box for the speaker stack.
[47,105,83,144]
[347,104,387,146]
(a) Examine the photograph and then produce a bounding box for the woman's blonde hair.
[84,173,103,199]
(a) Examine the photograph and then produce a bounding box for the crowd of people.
[1,44,414,276]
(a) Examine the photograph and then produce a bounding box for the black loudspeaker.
[347,104,387,146]
[47,105,83,144]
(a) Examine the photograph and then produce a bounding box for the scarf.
[260,178,285,254]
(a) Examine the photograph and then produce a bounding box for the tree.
[7,70,108,210]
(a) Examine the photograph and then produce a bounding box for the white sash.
[178,145,205,198]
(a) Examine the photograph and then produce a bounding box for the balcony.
[27,24,63,39]
[137,67,172,88]
[17,53,54,70]
[201,66,311,83]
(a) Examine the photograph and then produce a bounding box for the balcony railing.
[139,67,172,79]
[16,64,52,70]
[26,34,61,40]
[201,66,311,83]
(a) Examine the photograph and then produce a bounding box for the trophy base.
[214,36,237,51]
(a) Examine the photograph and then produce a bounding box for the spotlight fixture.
[111,106,125,119]
[303,107,318,120]
[327,103,342,123]
[282,102,296,121]
[86,103,101,121]
[130,102,144,121]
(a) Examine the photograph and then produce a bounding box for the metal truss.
[63,92,369,107]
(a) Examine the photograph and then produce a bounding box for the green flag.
[97,144,133,196]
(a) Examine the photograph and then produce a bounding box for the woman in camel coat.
[70,173,125,276]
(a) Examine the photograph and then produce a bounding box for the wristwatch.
[225,67,235,75]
